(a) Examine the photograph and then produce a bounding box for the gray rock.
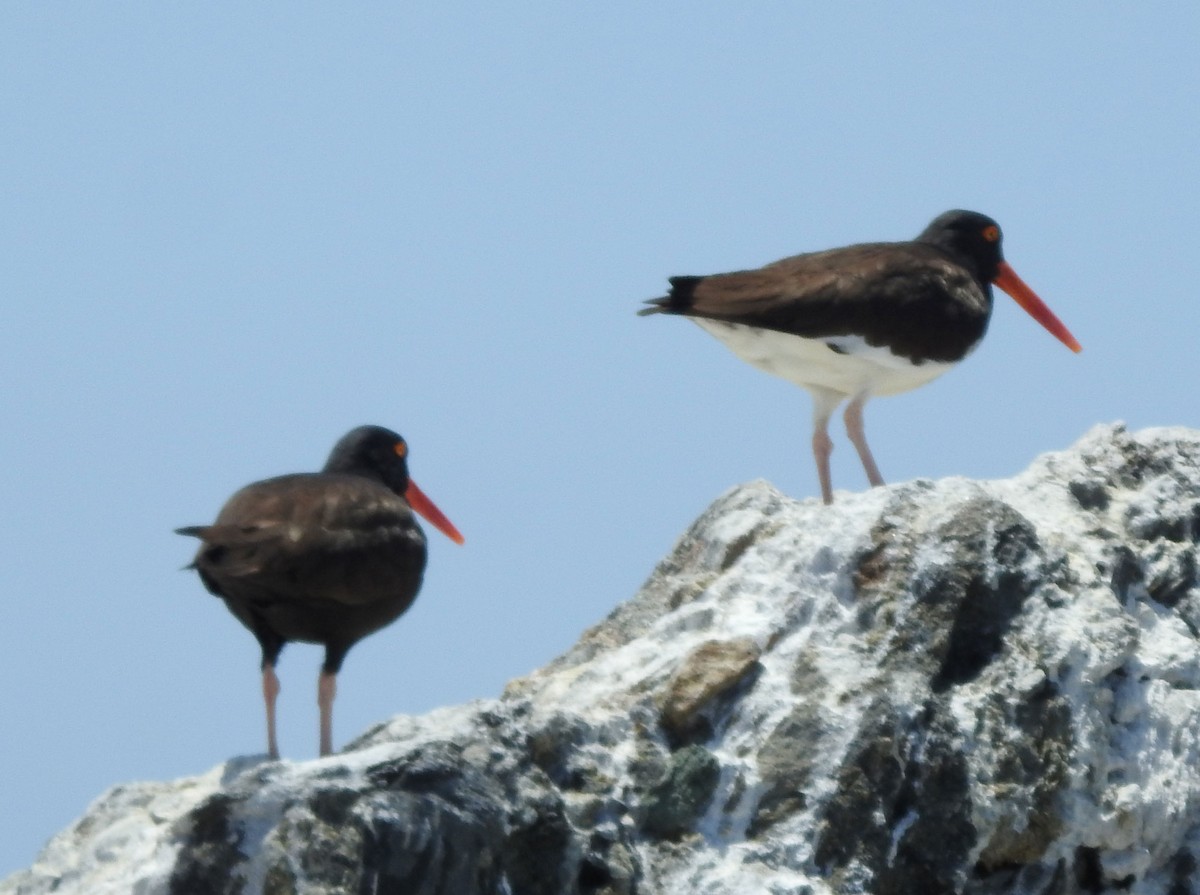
[639,745,721,841]
[7,423,1200,895]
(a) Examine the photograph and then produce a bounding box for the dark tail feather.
[636,299,668,316]
[175,526,206,570]
[637,275,705,316]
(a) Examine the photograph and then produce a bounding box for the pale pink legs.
[809,388,884,503]
[843,392,885,488]
[318,670,337,757]
[810,389,840,505]
[260,666,339,759]
[262,665,281,760]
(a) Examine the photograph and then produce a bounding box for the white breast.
[693,319,960,399]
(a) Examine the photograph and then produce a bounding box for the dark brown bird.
[639,210,1082,504]
[177,425,464,758]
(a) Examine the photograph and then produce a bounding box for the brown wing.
[643,242,990,363]
[181,472,427,610]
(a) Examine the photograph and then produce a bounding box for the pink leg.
[810,389,841,504]
[262,665,281,760]
[318,671,337,757]
[843,393,885,487]
[812,427,834,505]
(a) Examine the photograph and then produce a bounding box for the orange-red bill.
[405,479,465,545]
[993,261,1082,353]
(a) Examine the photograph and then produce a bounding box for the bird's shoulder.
[187,473,422,577]
[689,241,971,313]
[216,472,414,531]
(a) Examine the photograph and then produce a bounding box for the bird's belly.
[693,320,956,398]
[239,588,419,647]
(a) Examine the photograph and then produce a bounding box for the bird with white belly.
[639,210,1082,504]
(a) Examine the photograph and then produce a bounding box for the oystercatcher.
[639,210,1081,503]
[178,425,464,758]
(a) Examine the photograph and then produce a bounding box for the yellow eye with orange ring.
[393,441,408,458]
[982,225,1000,242]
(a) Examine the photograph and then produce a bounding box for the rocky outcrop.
[6,423,1200,895]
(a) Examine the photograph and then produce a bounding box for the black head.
[916,210,1006,283]
[323,425,411,495]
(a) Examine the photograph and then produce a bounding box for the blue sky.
[3,4,1198,876]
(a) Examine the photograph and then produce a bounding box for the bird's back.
[643,241,992,364]
[181,472,428,650]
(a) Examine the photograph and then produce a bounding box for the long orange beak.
[993,261,1082,353]
[405,479,465,545]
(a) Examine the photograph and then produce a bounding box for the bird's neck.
[324,460,397,491]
